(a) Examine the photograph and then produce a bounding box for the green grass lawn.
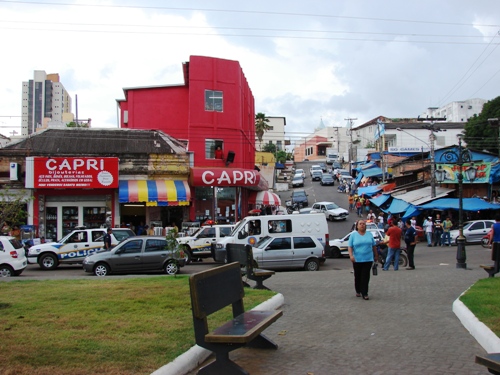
[0,276,276,375]
[460,277,500,337]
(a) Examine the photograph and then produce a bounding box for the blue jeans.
[426,232,433,245]
[384,247,401,270]
[441,231,451,245]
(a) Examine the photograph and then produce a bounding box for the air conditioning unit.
[10,162,20,181]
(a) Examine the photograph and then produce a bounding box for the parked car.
[320,174,334,186]
[332,162,342,170]
[295,169,306,179]
[28,228,135,270]
[82,236,185,276]
[176,224,234,264]
[309,165,322,176]
[318,162,327,172]
[311,170,323,181]
[291,175,304,187]
[328,228,384,258]
[449,220,495,244]
[0,236,28,277]
[311,201,349,221]
[291,189,309,207]
[252,235,325,271]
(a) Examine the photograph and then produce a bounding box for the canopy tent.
[369,194,391,207]
[119,180,191,206]
[275,163,285,169]
[362,166,384,178]
[401,205,421,221]
[357,185,383,197]
[417,198,500,211]
[381,198,411,214]
[392,186,454,206]
[248,191,282,206]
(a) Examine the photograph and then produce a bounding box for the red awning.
[248,191,281,206]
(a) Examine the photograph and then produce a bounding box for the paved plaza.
[186,244,493,374]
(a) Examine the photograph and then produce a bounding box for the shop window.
[205,90,223,112]
[205,139,224,159]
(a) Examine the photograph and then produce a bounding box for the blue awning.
[401,205,421,221]
[357,185,383,197]
[417,198,500,211]
[382,198,410,214]
[362,167,383,178]
[369,194,391,207]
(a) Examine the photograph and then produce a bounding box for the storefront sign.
[435,162,490,184]
[388,147,430,153]
[190,167,261,187]
[28,157,119,188]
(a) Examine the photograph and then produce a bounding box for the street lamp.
[435,134,477,269]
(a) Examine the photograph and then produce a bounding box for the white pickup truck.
[176,224,234,264]
[27,228,135,270]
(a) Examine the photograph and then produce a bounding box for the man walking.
[103,228,113,251]
[382,219,402,271]
[404,220,417,270]
[424,216,434,247]
[441,217,453,246]
[433,214,443,246]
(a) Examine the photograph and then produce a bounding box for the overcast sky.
[1,0,499,145]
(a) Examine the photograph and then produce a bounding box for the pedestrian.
[171,222,179,237]
[347,220,378,300]
[348,194,355,211]
[423,216,433,246]
[148,224,155,236]
[410,216,417,229]
[382,219,402,271]
[441,217,453,246]
[433,214,443,246]
[367,209,376,221]
[103,228,113,250]
[355,199,363,217]
[404,220,417,270]
[377,212,385,229]
[489,215,500,252]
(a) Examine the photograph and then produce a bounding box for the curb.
[151,293,285,375]
[453,296,500,353]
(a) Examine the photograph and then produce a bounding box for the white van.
[214,213,330,262]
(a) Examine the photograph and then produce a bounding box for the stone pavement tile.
[187,245,491,374]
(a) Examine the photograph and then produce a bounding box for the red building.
[117,56,267,223]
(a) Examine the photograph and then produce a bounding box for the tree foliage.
[262,143,276,154]
[0,189,30,234]
[464,96,500,154]
[255,112,271,148]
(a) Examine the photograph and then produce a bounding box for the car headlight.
[216,243,224,250]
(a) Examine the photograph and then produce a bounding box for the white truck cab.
[176,224,234,264]
[27,228,135,270]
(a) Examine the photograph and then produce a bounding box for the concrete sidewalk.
[178,244,496,374]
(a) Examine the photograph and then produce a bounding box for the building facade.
[21,70,74,136]
[256,116,286,151]
[117,56,268,223]
[421,99,486,123]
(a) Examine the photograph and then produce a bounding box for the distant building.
[256,116,286,151]
[421,99,486,122]
[21,70,74,136]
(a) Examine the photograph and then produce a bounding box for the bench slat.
[253,268,275,277]
[206,310,283,344]
[475,353,500,373]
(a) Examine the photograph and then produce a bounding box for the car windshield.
[463,222,473,230]
[293,191,306,197]
[325,203,339,209]
[296,169,304,174]
[293,176,302,181]
[322,175,333,180]
[255,236,273,248]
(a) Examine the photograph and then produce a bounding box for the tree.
[262,143,276,154]
[464,96,500,154]
[0,189,31,234]
[255,113,271,150]
[276,150,287,163]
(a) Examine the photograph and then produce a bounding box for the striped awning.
[119,180,191,206]
[248,191,281,206]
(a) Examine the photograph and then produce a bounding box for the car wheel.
[304,258,319,271]
[165,260,179,275]
[180,245,192,265]
[0,265,14,277]
[331,247,341,258]
[94,263,110,277]
[329,215,335,222]
[39,253,58,270]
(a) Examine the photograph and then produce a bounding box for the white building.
[256,116,286,151]
[21,70,74,136]
[421,99,486,123]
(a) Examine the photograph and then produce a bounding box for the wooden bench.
[480,244,500,278]
[226,243,275,290]
[475,353,500,374]
[189,262,283,375]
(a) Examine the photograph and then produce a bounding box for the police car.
[27,228,135,270]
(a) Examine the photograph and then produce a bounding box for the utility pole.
[418,117,446,198]
[345,118,357,175]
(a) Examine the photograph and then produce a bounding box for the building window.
[277,141,282,150]
[205,90,223,112]
[206,139,224,159]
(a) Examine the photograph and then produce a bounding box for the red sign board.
[190,167,261,187]
[32,157,119,189]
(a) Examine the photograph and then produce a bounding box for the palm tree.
[255,112,271,150]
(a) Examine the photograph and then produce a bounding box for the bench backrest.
[189,262,245,320]
[227,243,248,266]
[245,244,256,273]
